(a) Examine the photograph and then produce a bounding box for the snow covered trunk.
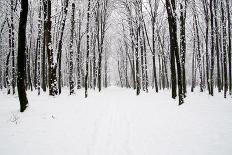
[226,0,232,95]
[10,0,16,95]
[85,0,91,98]
[140,22,148,92]
[179,1,187,96]
[44,0,58,96]
[6,24,11,95]
[69,3,75,95]
[0,19,7,90]
[135,23,140,96]
[193,1,203,92]
[209,0,215,96]
[166,0,184,105]
[221,1,228,98]
[36,0,43,95]
[57,0,69,95]
[150,1,158,93]
[202,0,210,94]
[76,10,82,90]
[213,0,222,93]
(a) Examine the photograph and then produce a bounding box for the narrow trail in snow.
[0,87,232,155]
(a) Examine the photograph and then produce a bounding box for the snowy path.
[1,87,232,155]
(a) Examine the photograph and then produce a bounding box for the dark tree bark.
[17,0,29,112]
[193,2,203,92]
[209,0,215,96]
[69,3,75,95]
[104,50,108,88]
[75,9,83,90]
[6,51,11,94]
[151,12,158,92]
[97,0,109,92]
[34,39,38,89]
[135,23,140,96]
[166,0,184,105]
[166,0,177,99]
[43,0,58,96]
[0,19,6,90]
[148,0,158,92]
[41,0,47,92]
[214,0,221,92]
[142,26,149,92]
[85,0,91,98]
[191,38,196,92]
[226,0,231,95]
[180,1,187,96]
[6,18,12,94]
[57,0,69,94]
[36,0,43,95]
[11,0,16,95]
[140,25,145,91]
[221,1,228,98]
[202,0,210,94]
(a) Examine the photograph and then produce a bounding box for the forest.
[0,0,231,111]
[0,0,232,154]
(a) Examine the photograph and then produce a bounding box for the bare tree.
[17,0,29,112]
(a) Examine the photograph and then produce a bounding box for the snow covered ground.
[0,87,232,155]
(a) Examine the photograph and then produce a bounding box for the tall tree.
[85,0,91,98]
[10,0,16,95]
[202,0,210,93]
[69,3,75,95]
[36,0,43,95]
[214,0,221,92]
[226,0,231,95]
[221,1,228,98]
[43,0,58,96]
[180,0,187,96]
[57,0,69,94]
[209,0,215,96]
[148,0,159,92]
[166,0,184,105]
[17,0,29,112]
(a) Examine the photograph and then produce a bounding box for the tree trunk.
[57,0,69,94]
[221,1,228,98]
[152,18,158,92]
[69,3,75,95]
[11,0,16,95]
[214,0,221,92]
[43,0,58,96]
[166,0,184,105]
[180,2,187,96]
[210,0,215,96]
[85,0,91,98]
[226,0,231,95]
[17,0,29,112]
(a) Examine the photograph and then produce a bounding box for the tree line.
[0,0,231,112]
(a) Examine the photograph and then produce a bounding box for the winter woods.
[0,0,231,111]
